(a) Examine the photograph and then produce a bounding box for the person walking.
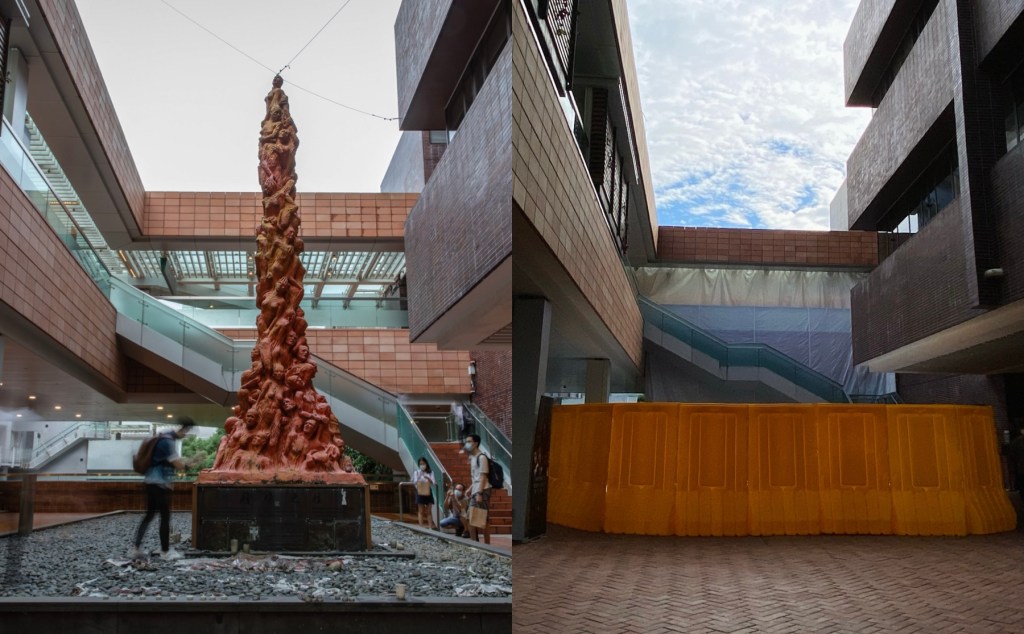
[130,418,197,560]
[412,457,439,530]
[465,434,491,544]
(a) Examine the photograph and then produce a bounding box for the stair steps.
[431,442,511,534]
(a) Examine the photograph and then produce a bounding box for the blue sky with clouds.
[627,0,872,230]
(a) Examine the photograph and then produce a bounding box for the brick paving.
[513,524,1024,633]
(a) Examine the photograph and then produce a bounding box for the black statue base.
[193,483,371,552]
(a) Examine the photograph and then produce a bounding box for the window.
[1003,66,1024,154]
[881,145,958,235]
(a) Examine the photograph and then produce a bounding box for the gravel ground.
[0,513,510,601]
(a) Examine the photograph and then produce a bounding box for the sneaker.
[159,549,183,561]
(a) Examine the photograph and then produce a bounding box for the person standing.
[412,457,438,530]
[130,418,197,560]
[466,434,491,544]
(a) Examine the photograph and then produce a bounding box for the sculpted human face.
[283,398,295,412]
[296,345,309,361]
[286,332,297,347]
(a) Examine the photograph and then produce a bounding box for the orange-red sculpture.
[200,76,359,484]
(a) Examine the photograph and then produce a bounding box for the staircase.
[431,442,511,534]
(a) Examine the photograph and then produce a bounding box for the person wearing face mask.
[465,434,491,544]
[412,456,438,530]
[440,483,469,537]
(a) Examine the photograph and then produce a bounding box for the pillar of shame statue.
[199,76,361,484]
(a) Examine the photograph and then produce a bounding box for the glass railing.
[0,115,406,454]
[397,404,451,510]
[0,118,111,292]
[159,296,409,329]
[463,402,511,489]
[112,277,401,428]
[639,296,850,403]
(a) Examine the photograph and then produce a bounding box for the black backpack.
[478,453,505,490]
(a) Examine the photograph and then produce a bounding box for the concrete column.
[512,296,551,543]
[584,358,611,403]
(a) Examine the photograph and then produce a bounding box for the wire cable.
[158,0,397,122]
[158,0,275,74]
[278,0,354,75]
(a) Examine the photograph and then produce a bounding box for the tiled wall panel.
[513,4,643,365]
[657,227,878,268]
[219,328,471,395]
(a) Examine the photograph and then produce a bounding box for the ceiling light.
[16,414,21,418]
[28,395,36,400]
[166,414,173,418]
[156,406,164,410]
[75,414,82,418]
[54,405,62,410]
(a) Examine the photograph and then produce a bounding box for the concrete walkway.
[0,511,114,537]
[513,524,1024,633]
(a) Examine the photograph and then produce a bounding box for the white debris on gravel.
[0,513,510,600]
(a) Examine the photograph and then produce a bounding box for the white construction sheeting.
[635,267,894,396]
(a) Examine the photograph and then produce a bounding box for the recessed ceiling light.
[166,414,173,418]
[28,395,36,400]
[75,414,82,418]
[16,413,22,418]
[156,406,164,410]
[54,405,62,410]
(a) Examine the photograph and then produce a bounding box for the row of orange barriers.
[547,404,1016,536]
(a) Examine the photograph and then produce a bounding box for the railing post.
[18,474,36,536]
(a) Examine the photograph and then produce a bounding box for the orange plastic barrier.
[816,404,892,534]
[546,405,612,532]
[747,405,820,535]
[673,405,749,536]
[887,405,966,535]
[604,404,680,535]
[546,403,1016,537]
[957,406,1017,534]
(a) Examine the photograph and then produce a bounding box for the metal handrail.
[639,296,850,403]
[25,422,111,468]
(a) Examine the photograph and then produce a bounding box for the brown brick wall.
[0,481,192,513]
[218,329,471,395]
[897,373,1009,435]
[851,200,986,364]
[37,0,146,230]
[657,227,878,268]
[404,39,512,342]
[144,192,415,240]
[472,350,512,440]
[513,4,643,366]
[0,165,123,386]
[124,358,191,394]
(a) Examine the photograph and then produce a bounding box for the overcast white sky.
[76,0,402,193]
[627,0,872,230]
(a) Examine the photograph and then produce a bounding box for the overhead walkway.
[639,296,851,403]
[0,114,451,498]
[111,276,445,482]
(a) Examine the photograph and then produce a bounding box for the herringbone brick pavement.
[513,525,1024,633]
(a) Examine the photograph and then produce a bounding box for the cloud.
[627,0,871,230]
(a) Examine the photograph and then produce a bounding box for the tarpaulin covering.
[635,267,894,396]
